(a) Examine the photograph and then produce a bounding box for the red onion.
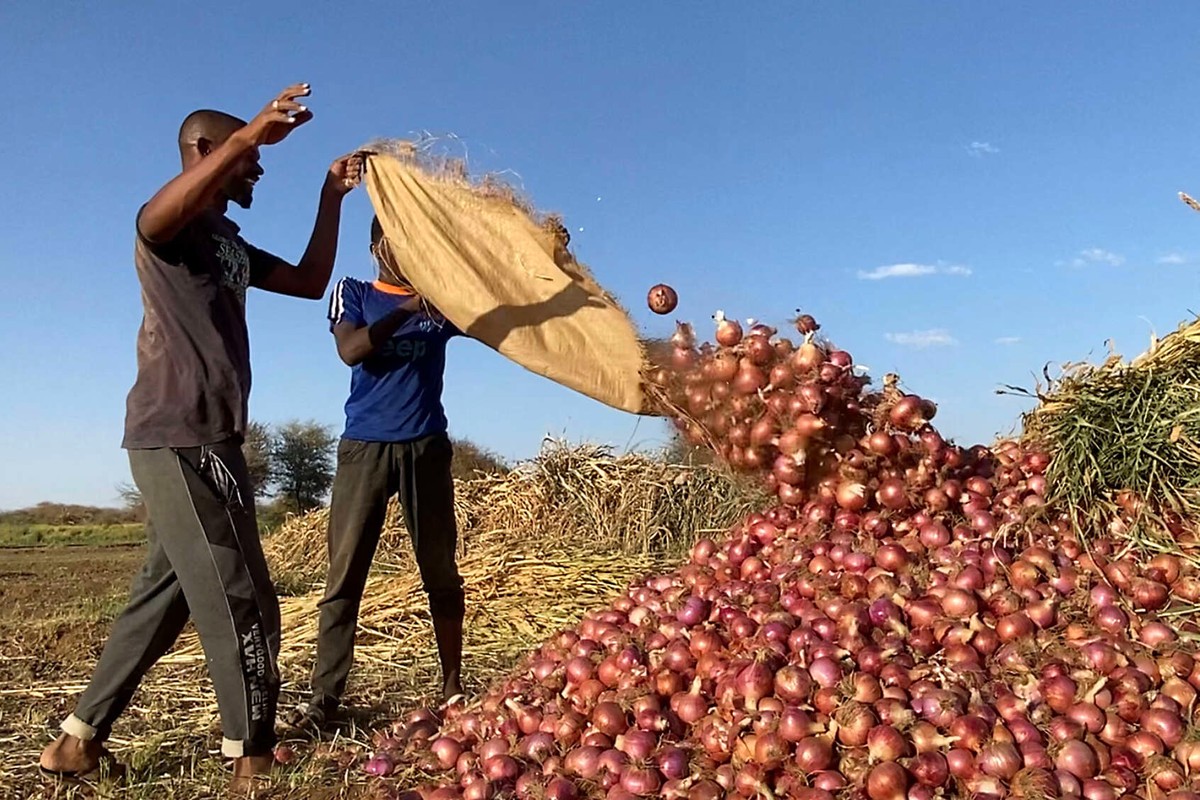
[773,665,812,704]
[615,730,656,763]
[888,395,925,431]
[1141,621,1178,647]
[836,481,868,512]
[808,657,842,688]
[564,746,603,780]
[648,746,686,782]
[1141,708,1185,748]
[795,736,833,772]
[1066,703,1105,735]
[867,725,909,762]
[619,765,662,797]
[1147,756,1186,791]
[431,736,465,769]
[363,752,395,777]
[591,702,627,737]
[978,741,1022,780]
[835,703,878,747]
[463,777,495,800]
[1056,740,1099,779]
[545,777,579,800]
[996,613,1034,642]
[867,762,909,800]
[910,752,949,787]
[876,478,909,511]
[715,317,742,347]
[482,755,520,783]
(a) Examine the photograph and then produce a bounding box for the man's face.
[373,239,410,286]
[222,143,263,209]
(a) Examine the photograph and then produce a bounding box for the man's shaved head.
[178,109,246,156]
[177,109,261,209]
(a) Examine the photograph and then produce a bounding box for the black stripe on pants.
[62,441,281,758]
[310,433,464,706]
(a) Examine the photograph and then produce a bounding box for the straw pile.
[163,442,766,705]
[263,440,764,591]
[1017,315,1200,550]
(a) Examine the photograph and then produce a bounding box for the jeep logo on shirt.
[378,339,428,361]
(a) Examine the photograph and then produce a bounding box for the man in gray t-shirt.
[38,83,363,793]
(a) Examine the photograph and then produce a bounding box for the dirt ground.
[0,546,385,799]
[0,542,451,796]
[1,545,145,679]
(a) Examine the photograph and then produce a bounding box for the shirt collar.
[372,280,416,296]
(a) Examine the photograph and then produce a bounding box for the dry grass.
[4,443,763,799]
[1013,315,1200,552]
[262,439,764,591]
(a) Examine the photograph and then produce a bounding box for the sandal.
[440,693,466,712]
[285,700,335,730]
[39,749,126,785]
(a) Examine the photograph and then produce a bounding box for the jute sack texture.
[363,146,655,416]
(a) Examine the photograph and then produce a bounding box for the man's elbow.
[336,345,363,367]
[294,275,328,300]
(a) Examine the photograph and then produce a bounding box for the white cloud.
[1069,248,1125,268]
[1158,252,1187,265]
[885,329,958,348]
[995,336,1021,345]
[859,263,937,280]
[858,263,972,280]
[966,141,1000,157]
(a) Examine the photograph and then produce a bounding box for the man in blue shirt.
[290,216,466,727]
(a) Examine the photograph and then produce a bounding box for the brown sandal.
[39,748,126,785]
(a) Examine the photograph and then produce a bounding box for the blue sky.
[3,2,1199,508]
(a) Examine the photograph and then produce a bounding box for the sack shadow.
[464,280,611,348]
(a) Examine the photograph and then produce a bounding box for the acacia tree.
[115,482,147,522]
[243,420,274,497]
[270,420,337,513]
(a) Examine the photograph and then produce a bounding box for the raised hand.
[239,83,315,147]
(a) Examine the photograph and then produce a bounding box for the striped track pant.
[62,440,280,757]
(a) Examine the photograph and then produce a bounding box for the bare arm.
[138,84,313,245]
[332,298,421,366]
[254,153,365,300]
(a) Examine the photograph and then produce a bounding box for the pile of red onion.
[355,313,1200,800]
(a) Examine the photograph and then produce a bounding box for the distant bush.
[256,497,297,535]
[0,503,141,527]
[0,523,144,548]
[451,437,510,480]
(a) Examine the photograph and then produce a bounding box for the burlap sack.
[362,144,655,416]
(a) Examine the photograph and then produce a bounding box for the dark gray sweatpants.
[310,433,464,707]
[61,441,280,758]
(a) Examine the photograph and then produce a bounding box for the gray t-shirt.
[122,208,282,450]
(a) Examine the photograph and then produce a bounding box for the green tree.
[271,420,337,513]
[450,437,509,480]
[243,420,275,497]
